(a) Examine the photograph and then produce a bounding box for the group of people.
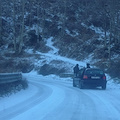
[73,63,90,77]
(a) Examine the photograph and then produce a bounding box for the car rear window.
[85,69,104,75]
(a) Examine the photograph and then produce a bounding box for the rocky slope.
[0,0,120,79]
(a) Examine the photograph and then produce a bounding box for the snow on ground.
[0,37,120,120]
[45,37,59,54]
[0,83,38,111]
[0,70,120,120]
[81,22,110,41]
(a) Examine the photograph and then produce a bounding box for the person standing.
[86,63,90,68]
[73,64,79,77]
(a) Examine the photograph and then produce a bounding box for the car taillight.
[103,76,106,80]
[83,75,88,79]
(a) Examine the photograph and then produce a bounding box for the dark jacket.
[86,63,90,68]
[73,64,79,74]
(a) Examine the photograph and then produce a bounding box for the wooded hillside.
[0,0,120,78]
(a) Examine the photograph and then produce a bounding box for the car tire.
[102,83,106,90]
[79,81,83,89]
[73,81,76,87]
[73,79,76,87]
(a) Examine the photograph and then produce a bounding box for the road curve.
[0,81,53,120]
[37,80,120,120]
[1,78,120,120]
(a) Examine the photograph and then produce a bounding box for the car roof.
[85,68,102,70]
[84,68,105,72]
[79,68,104,72]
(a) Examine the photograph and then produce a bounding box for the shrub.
[0,79,28,97]
[38,64,66,76]
[107,60,120,79]
[16,60,34,73]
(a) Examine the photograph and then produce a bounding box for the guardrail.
[0,73,22,84]
[59,73,73,78]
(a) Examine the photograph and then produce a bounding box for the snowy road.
[1,73,120,120]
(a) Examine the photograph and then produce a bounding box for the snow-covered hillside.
[0,0,120,79]
[0,1,120,118]
[0,38,120,120]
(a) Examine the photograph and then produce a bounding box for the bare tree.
[19,0,26,53]
[12,0,17,53]
[62,0,67,37]
[12,0,26,54]
[28,0,33,29]
[36,1,41,44]
[107,0,120,61]
[58,0,67,40]
[0,0,2,44]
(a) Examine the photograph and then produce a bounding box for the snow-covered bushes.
[38,64,66,76]
[16,60,34,73]
[107,61,120,80]
[93,60,120,82]
[0,58,34,73]
[0,79,28,97]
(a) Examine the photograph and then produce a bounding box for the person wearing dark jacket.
[86,63,90,68]
[73,64,79,77]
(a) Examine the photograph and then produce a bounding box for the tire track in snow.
[0,82,52,120]
[12,80,66,120]
[81,89,120,120]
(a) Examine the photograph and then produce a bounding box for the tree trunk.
[13,0,17,53]
[59,0,67,40]
[19,0,25,53]
[104,18,107,48]
[28,0,32,29]
[37,3,40,44]
[0,0,2,44]
[115,12,120,45]
[41,1,46,41]
[108,19,112,65]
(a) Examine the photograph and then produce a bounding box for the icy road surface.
[0,72,120,120]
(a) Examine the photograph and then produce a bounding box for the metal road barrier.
[0,73,22,84]
[59,73,74,78]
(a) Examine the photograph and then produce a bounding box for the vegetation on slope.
[0,0,120,79]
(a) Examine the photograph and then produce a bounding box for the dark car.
[73,68,107,90]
